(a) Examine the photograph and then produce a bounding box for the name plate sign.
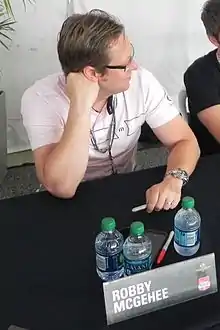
[103,253,217,325]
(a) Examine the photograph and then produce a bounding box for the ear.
[208,35,219,48]
[83,66,100,82]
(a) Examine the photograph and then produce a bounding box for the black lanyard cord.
[90,96,117,174]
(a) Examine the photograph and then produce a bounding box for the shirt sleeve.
[184,65,220,115]
[140,68,180,129]
[21,89,64,151]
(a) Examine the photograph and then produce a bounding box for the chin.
[115,83,130,94]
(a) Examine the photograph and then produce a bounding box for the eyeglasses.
[105,44,135,72]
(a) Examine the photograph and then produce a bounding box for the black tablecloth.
[1,155,220,330]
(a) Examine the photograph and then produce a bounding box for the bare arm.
[184,65,220,143]
[34,73,99,198]
[34,107,90,198]
[197,105,220,143]
[152,115,200,176]
[145,115,200,213]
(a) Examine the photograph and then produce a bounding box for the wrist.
[163,174,183,189]
[69,100,91,118]
[164,168,189,186]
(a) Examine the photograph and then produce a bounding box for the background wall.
[0,0,214,153]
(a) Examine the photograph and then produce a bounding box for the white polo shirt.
[21,67,179,181]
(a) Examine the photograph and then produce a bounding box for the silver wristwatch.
[165,168,189,185]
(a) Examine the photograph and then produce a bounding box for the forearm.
[43,105,90,198]
[166,139,200,176]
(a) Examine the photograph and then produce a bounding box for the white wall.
[0,0,65,152]
[0,0,214,153]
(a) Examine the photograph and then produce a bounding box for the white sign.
[103,253,217,325]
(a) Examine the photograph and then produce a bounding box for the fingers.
[145,187,159,213]
[146,186,181,213]
[169,195,181,209]
[163,199,174,211]
[155,192,168,211]
[164,192,181,211]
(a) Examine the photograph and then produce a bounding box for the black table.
[1,154,220,330]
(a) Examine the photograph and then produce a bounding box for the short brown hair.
[201,0,220,39]
[57,9,124,76]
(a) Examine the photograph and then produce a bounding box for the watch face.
[178,169,189,183]
[168,169,189,184]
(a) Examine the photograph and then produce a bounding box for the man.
[21,9,200,212]
[184,0,220,156]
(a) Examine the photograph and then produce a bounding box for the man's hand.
[145,176,183,213]
[66,72,100,110]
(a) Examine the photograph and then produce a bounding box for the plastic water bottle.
[174,196,201,256]
[123,221,152,276]
[95,217,124,281]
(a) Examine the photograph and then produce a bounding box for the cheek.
[99,72,129,87]
[110,72,128,83]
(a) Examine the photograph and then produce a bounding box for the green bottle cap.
[130,221,145,236]
[101,217,116,231]
[181,196,195,209]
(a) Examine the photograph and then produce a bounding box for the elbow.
[41,167,82,199]
[197,143,201,159]
[186,136,201,160]
[44,181,78,199]
[51,189,76,199]
[193,135,201,159]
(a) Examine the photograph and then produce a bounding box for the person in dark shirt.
[184,0,220,156]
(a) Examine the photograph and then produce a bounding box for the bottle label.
[96,251,124,272]
[124,254,152,276]
[174,226,200,247]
